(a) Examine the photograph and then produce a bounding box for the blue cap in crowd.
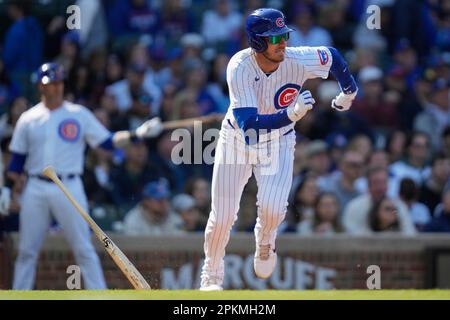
[127,63,147,74]
[394,38,412,53]
[142,179,170,200]
[326,132,348,149]
[432,77,449,91]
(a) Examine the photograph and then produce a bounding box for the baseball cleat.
[200,276,223,291]
[199,284,223,291]
[254,244,277,279]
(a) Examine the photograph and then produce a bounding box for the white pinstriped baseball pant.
[12,177,106,290]
[201,127,295,283]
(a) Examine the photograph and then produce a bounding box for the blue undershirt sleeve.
[98,135,114,151]
[8,152,27,174]
[232,107,293,144]
[328,47,357,94]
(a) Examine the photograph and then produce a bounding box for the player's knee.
[258,201,287,221]
[257,199,276,216]
[206,211,236,230]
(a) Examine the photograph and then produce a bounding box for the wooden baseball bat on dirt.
[42,166,151,290]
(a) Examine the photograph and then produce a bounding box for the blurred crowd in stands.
[0,0,450,236]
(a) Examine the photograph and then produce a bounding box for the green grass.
[0,290,449,300]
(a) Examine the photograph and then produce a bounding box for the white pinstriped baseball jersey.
[225,46,332,140]
[10,101,110,175]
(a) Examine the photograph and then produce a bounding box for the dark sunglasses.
[267,33,289,45]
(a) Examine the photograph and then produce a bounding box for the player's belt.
[30,174,79,182]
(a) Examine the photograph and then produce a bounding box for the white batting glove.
[0,187,11,217]
[287,90,316,122]
[331,90,358,112]
[135,117,163,139]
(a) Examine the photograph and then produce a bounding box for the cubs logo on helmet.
[275,17,285,27]
[317,49,329,65]
[58,119,80,142]
[274,83,301,109]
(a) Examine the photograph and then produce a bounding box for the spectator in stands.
[185,177,211,228]
[288,3,333,47]
[343,166,416,235]
[123,179,183,235]
[107,0,160,38]
[150,131,187,193]
[83,108,114,207]
[55,31,81,84]
[83,147,113,206]
[171,90,202,120]
[206,53,230,113]
[0,96,29,141]
[297,192,342,235]
[158,84,177,122]
[173,58,219,116]
[159,0,195,48]
[127,42,163,111]
[385,65,423,131]
[303,140,331,181]
[368,196,412,234]
[319,149,364,212]
[2,1,43,98]
[153,48,184,91]
[352,2,389,53]
[180,33,204,60]
[325,132,348,172]
[385,130,407,164]
[105,54,124,86]
[420,152,450,215]
[318,2,354,51]
[423,188,450,232]
[414,78,450,152]
[434,1,450,52]
[172,193,202,232]
[110,140,161,212]
[389,38,421,91]
[354,149,395,195]
[442,127,450,158]
[368,149,390,169]
[352,66,400,133]
[67,64,90,105]
[106,63,161,129]
[389,131,431,197]
[201,0,242,51]
[75,0,108,59]
[309,81,373,140]
[399,178,431,231]
[347,134,373,163]
[0,59,20,116]
[286,173,319,231]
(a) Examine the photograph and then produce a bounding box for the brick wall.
[3,233,450,290]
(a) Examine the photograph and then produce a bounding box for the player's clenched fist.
[135,117,163,138]
[331,90,358,112]
[287,90,316,122]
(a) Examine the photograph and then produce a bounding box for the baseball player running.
[200,8,358,291]
[0,63,162,290]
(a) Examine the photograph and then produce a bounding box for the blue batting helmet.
[245,8,294,53]
[35,62,65,85]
